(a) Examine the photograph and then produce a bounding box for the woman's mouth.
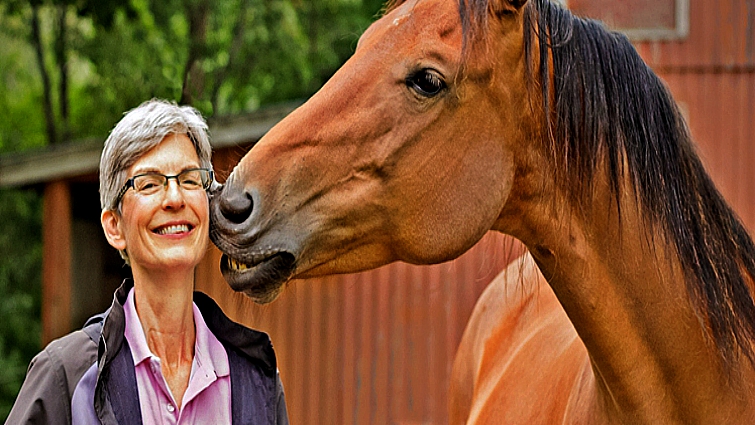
[154,224,193,235]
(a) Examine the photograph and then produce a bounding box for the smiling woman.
[7,99,289,425]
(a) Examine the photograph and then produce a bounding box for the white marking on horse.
[393,14,410,26]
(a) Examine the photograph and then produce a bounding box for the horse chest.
[456,260,606,425]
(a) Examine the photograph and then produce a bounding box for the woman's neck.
[131,267,196,406]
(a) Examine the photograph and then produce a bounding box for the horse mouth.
[220,251,296,303]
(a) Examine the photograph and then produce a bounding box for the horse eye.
[406,69,446,97]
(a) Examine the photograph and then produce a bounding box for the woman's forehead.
[129,134,200,174]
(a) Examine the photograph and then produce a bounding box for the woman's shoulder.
[7,312,110,423]
[37,323,100,381]
[6,327,99,421]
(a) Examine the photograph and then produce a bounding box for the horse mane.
[380,0,755,368]
[452,0,755,368]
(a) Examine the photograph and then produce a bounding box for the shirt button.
[166,403,175,413]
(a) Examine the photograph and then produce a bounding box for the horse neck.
[500,168,752,423]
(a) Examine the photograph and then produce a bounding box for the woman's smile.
[152,222,195,236]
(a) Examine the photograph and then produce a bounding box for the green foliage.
[0,0,385,148]
[0,0,386,419]
[0,189,42,419]
[74,5,187,136]
[0,5,46,153]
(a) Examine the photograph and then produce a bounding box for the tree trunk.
[31,4,58,145]
[55,3,69,142]
[180,0,210,106]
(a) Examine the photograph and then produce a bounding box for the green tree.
[1,0,385,145]
[0,0,385,419]
[0,189,42,419]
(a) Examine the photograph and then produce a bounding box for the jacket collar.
[98,279,277,376]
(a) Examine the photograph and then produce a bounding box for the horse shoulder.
[450,252,599,425]
[449,255,529,424]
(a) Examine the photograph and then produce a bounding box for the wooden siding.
[655,71,755,233]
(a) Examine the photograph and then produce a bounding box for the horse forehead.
[365,0,461,45]
[404,0,459,33]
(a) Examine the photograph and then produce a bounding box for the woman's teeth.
[156,224,190,235]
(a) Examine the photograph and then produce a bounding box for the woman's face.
[102,133,210,274]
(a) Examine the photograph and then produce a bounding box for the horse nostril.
[219,190,254,224]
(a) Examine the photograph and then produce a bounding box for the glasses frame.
[114,168,214,208]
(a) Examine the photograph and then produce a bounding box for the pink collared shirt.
[123,289,232,424]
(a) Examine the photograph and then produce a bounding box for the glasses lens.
[178,169,208,190]
[132,174,167,195]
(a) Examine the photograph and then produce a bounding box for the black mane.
[458,0,755,368]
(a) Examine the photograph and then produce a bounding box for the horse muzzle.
[209,181,298,303]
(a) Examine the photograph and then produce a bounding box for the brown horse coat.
[210,1,755,423]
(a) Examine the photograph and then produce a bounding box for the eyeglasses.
[115,168,214,207]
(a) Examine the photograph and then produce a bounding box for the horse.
[209,0,755,423]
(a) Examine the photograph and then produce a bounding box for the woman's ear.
[101,210,127,250]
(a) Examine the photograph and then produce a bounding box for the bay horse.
[209,0,755,423]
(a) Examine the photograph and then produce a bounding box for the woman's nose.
[162,180,186,209]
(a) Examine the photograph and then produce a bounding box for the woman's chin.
[132,251,207,275]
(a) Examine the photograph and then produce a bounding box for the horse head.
[210,0,540,302]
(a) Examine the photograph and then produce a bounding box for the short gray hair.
[99,99,213,212]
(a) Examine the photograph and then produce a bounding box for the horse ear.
[490,0,528,17]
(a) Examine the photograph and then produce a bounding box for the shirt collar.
[192,301,230,377]
[122,287,229,377]
[123,287,154,366]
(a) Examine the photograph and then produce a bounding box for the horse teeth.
[228,252,278,272]
[229,258,249,271]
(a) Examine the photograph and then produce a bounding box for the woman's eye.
[406,69,446,97]
[181,179,201,188]
[134,176,163,192]
[139,182,159,191]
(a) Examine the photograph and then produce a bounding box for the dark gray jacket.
[6,280,289,425]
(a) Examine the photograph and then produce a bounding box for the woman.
[7,99,289,424]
